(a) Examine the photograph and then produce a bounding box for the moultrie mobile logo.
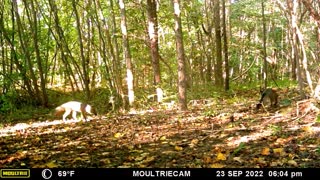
[0,169,30,178]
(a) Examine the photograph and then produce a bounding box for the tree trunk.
[300,0,320,98]
[214,0,223,88]
[276,0,306,98]
[262,0,268,89]
[289,0,305,99]
[0,12,33,97]
[12,0,41,104]
[119,0,134,108]
[147,0,163,103]
[72,0,91,100]
[49,0,79,93]
[203,0,213,83]
[109,0,126,110]
[172,0,187,111]
[222,0,229,91]
[27,0,49,107]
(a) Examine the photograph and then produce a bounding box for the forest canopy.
[0,0,319,116]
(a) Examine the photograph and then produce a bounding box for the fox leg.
[81,111,87,121]
[274,97,278,107]
[63,109,72,121]
[72,111,78,121]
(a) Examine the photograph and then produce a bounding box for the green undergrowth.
[0,79,300,125]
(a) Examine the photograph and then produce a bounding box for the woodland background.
[0,0,320,168]
[0,0,320,114]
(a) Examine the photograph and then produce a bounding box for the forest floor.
[0,89,320,168]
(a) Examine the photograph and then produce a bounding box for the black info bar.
[0,168,317,179]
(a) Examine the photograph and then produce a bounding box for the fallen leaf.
[287,160,298,167]
[216,152,227,161]
[72,157,89,162]
[33,155,45,161]
[299,147,307,151]
[114,133,123,138]
[273,148,286,156]
[57,136,64,140]
[159,136,166,141]
[100,158,111,164]
[34,137,41,142]
[175,146,183,151]
[138,164,146,168]
[210,163,225,168]
[233,157,243,163]
[203,156,212,163]
[191,139,199,145]
[127,145,134,150]
[302,126,312,133]
[261,147,270,155]
[275,138,286,144]
[141,156,155,164]
[253,157,267,166]
[45,161,59,168]
[270,160,283,167]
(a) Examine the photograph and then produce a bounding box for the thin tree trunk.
[203,0,213,83]
[72,0,91,100]
[0,15,33,97]
[289,0,305,99]
[214,0,223,88]
[48,0,78,93]
[300,0,320,97]
[119,0,134,108]
[276,0,305,98]
[172,0,187,111]
[110,0,126,109]
[27,0,48,106]
[262,0,268,89]
[222,0,229,91]
[94,0,114,90]
[295,24,313,94]
[147,0,163,103]
[12,0,41,104]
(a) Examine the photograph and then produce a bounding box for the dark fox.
[257,88,279,109]
[54,101,97,121]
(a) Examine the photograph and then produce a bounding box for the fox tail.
[54,106,65,116]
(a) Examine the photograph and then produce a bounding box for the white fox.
[54,101,97,121]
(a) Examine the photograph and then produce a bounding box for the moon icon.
[42,169,52,179]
